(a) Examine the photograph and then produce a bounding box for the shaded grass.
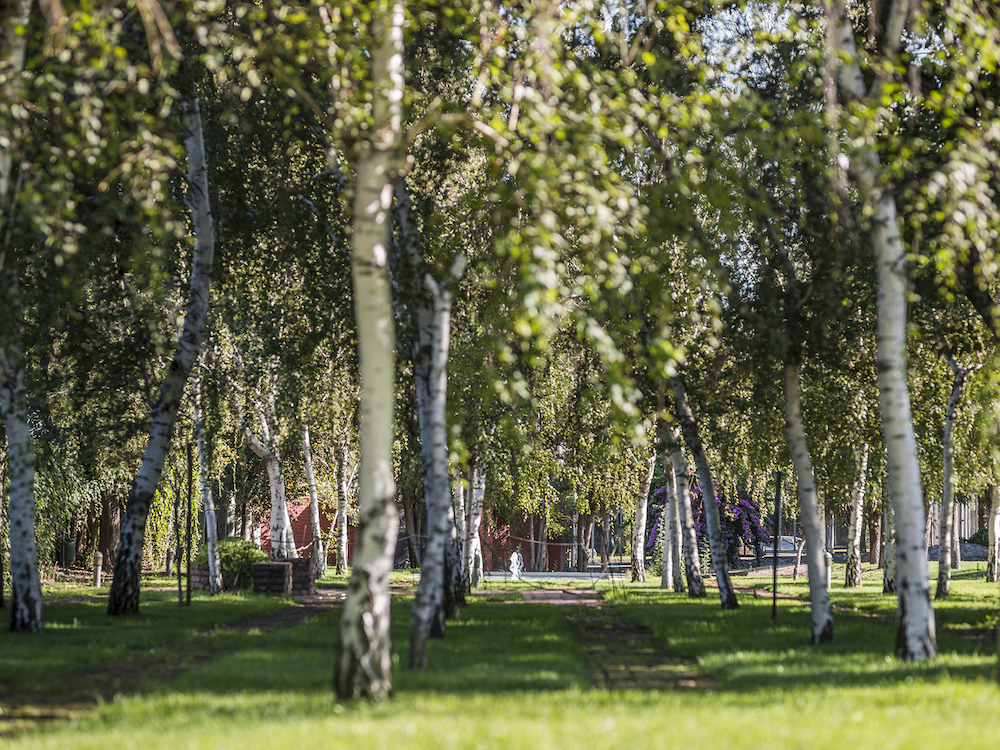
[1,588,291,692]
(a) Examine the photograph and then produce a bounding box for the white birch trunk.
[1,0,40,632]
[826,0,935,661]
[108,83,215,616]
[884,490,897,594]
[246,413,297,560]
[401,176,463,665]
[464,464,485,589]
[335,441,350,574]
[193,368,222,594]
[303,423,325,579]
[986,486,999,583]
[660,462,674,589]
[664,424,705,597]
[334,1,404,701]
[670,473,685,592]
[453,477,467,585]
[951,500,962,569]
[1,291,42,633]
[671,376,736,608]
[631,455,655,583]
[937,363,970,598]
[845,443,870,588]
[783,360,834,642]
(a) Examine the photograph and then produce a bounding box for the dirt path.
[536,589,715,691]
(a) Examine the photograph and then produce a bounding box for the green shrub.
[965,528,989,547]
[195,538,269,590]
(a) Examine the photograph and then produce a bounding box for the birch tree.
[845,442,870,588]
[987,485,1000,583]
[332,1,405,701]
[630,455,656,583]
[825,0,936,660]
[0,0,41,634]
[303,423,325,578]
[936,361,973,598]
[671,375,737,609]
[108,44,215,616]
[193,366,222,594]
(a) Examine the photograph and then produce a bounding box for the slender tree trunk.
[193,369,221,594]
[335,441,350,574]
[333,2,404,701]
[538,504,549,572]
[869,501,882,569]
[246,415,297,560]
[464,464,485,589]
[666,428,705,597]
[1,0,40,632]
[598,504,609,574]
[986,485,999,582]
[1,289,41,633]
[303,423,325,579]
[576,513,589,572]
[671,376,735,608]
[782,360,834,641]
[936,362,969,598]
[402,487,421,568]
[826,0,935,661]
[443,496,464,618]
[670,474,685,592]
[845,443,870,588]
[631,455,655,582]
[107,76,215,616]
[884,490,897,594]
[452,477,467,588]
[951,499,962,570]
[660,460,674,589]
[408,274,456,666]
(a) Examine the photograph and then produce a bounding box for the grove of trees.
[2,0,999,700]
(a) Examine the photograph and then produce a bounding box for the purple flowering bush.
[646,482,767,567]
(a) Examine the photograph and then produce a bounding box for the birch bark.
[193,368,221,594]
[783,360,834,642]
[671,376,736,608]
[334,1,404,701]
[630,455,655,582]
[335,440,350,574]
[845,443,870,588]
[670,474,685,592]
[987,486,1000,583]
[303,423,325,579]
[660,461,674,589]
[1,0,40,633]
[246,411,297,560]
[660,413,705,597]
[464,464,485,588]
[407,271,455,665]
[883,491,897,594]
[826,0,936,660]
[108,74,215,616]
[936,362,970,598]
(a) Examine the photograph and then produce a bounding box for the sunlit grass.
[3,564,999,749]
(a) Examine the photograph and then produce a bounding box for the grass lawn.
[2,564,999,748]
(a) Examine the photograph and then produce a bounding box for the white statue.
[509,550,523,580]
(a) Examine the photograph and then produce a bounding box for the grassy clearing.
[3,567,1000,749]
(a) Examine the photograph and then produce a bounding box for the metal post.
[93,551,103,587]
[186,444,193,607]
[825,551,833,591]
[773,470,783,622]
